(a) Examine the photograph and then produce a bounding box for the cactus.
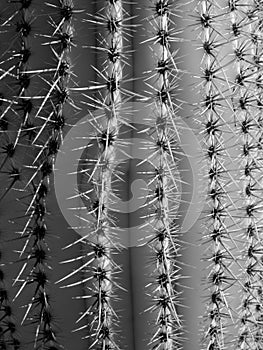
[56,1,128,349]
[193,1,263,350]
[228,2,263,349]
[0,0,263,350]
[194,2,237,349]
[139,1,184,349]
[0,1,78,349]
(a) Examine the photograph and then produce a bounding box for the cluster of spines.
[226,1,263,349]
[0,2,35,349]
[16,2,77,349]
[0,1,79,348]
[2,0,263,348]
[141,1,185,349]
[85,2,125,348]
[192,0,263,348]
[59,1,128,349]
[0,0,33,202]
[0,251,20,350]
[16,1,74,348]
[0,3,34,348]
[193,1,242,349]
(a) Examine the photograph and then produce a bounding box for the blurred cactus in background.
[0,1,262,350]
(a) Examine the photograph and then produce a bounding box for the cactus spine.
[0,1,78,349]
[57,1,127,349]
[194,1,239,349]
[1,0,263,349]
[13,1,76,348]
[193,0,263,349]
[227,1,263,349]
[141,1,184,349]
[85,1,123,348]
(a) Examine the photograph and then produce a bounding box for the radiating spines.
[194,0,263,349]
[227,2,263,349]
[192,2,242,350]
[55,1,130,349]
[0,251,20,350]
[144,219,184,350]
[138,1,186,349]
[0,3,39,349]
[0,1,33,176]
[4,1,78,349]
[81,2,124,348]
[11,175,62,349]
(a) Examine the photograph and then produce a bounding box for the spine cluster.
[1,0,263,349]
[194,0,263,349]
[1,1,77,348]
[59,1,128,349]
[0,1,35,348]
[227,1,263,349]
[142,1,184,349]
[195,1,239,349]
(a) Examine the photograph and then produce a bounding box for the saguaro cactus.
[56,1,127,349]
[193,1,263,350]
[0,0,263,350]
[140,1,184,349]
